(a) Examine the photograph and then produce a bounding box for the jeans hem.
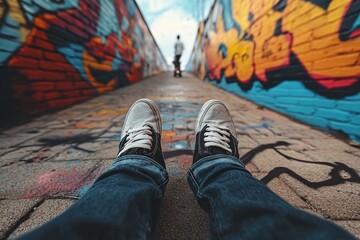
[113,154,169,188]
[115,154,167,172]
[190,154,244,171]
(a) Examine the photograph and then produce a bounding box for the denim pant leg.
[187,155,355,240]
[17,155,168,240]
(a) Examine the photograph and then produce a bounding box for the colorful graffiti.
[191,0,360,96]
[189,0,360,142]
[0,0,167,119]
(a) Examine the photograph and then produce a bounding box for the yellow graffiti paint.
[2,0,30,42]
[0,1,4,19]
[204,0,360,89]
[283,0,360,81]
[95,108,128,116]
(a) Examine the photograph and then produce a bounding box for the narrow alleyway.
[0,73,359,239]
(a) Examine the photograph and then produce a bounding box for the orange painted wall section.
[0,0,167,119]
[189,0,360,143]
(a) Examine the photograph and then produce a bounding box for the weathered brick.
[351,115,360,126]
[81,89,97,96]
[293,114,328,127]
[44,52,67,63]
[315,109,351,122]
[32,82,55,91]
[34,39,54,51]
[329,121,360,136]
[337,102,360,113]
[48,96,90,108]
[45,91,62,100]
[55,82,74,91]
[287,105,315,115]
[74,81,91,89]
[8,56,38,68]
[62,90,81,98]
[31,92,44,101]
[39,61,75,72]
[18,48,43,59]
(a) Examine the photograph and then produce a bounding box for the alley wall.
[188,0,360,143]
[0,0,167,120]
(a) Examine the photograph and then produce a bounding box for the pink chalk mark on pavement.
[20,170,99,199]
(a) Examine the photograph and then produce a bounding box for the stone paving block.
[41,120,72,129]
[252,137,316,151]
[237,135,259,149]
[2,121,48,135]
[0,135,39,149]
[111,115,126,123]
[153,176,209,240]
[107,126,123,133]
[245,162,260,173]
[253,173,309,209]
[0,161,100,199]
[70,120,114,129]
[274,128,331,140]
[346,150,360,158]
[301,149,360,174]
[0,199,40,239]
[154,155,209,239]
[250,149,332,180]
[52,142,118,161]
[3,127,50,138]
[21,145,70,163]
[0,146,42,167]
[281,178,360,219]
[18,129,90,147]
[10,199,75,239]
[0,149,9,155]
[236,126,262,135]
[335,221,360,238]
[302,138,355,151]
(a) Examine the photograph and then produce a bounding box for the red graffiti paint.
[20,170,97,199]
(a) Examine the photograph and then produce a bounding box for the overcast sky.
[136,0,215,66]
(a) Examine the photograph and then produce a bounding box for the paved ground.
[0,72,359,239]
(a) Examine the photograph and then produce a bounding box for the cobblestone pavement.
[0,72,359,239]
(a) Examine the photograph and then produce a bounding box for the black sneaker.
[193,99,239,163]
[117,99,165,168]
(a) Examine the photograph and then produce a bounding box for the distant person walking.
[174,35,184,65]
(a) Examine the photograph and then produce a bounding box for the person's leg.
[188,99,355,240]
[17,99,168,240]
[175,55,181,66]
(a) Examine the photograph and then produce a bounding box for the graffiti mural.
[189,0,360,143]
[0,0,167,119]
[193,0,360,95]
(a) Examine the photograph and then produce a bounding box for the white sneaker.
[193,99,239,163]
[117,99,165,168]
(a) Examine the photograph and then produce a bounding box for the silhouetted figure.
[173,35,184,77]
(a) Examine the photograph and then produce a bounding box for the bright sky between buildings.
[136,0,215,68]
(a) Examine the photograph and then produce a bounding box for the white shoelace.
[204,124,232,153]
[118,125,153,156]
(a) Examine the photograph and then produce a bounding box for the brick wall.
[188,0,360,143]
[0,0,167,122]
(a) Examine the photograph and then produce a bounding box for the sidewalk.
[0,72,359,239]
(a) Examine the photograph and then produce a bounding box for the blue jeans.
[18,155,354,240]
